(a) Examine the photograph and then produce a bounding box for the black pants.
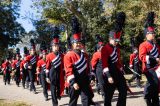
[15,70,20,86]
[144,70,159,106]
[103,72,127,106]
[49,69,60,105]
[96,70,105,95]
[28,70,36,91]
[22,69,29,88]
[40,71,48,98]
[69,84,91,106]
[4,72,10,84]
[38,74,42,85]
[50,83,60,105]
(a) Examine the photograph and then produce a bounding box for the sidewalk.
[0,75,146,106]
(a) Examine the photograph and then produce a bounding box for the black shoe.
[102,94,104,98]
[4,82,6,85]
[136,85,142,88]
[128,81,131,86]
[37,81,39,85]
[30,88,32,92]
[45,97,48,101]
[65,88,68,95]
[22,85,25,89]
[57,96,61,100]
[53,102,58,106]
[90,100,96,105]
[97,89,101,95]
[26,85,29,89]
[33,90,37,94]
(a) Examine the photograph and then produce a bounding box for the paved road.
[0,75,147,106]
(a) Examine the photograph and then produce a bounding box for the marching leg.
[117,75,127,106]
[104,83,116,106]
[50,84,58,106]
[41,72,48,101]
[69,86,80,106]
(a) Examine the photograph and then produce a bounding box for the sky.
[16,0,41,53]
[17,0,39,33]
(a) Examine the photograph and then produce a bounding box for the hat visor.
[42,52,47,55]
[51,43,59,46]
[114,39,120,42]
[71,39,82,44]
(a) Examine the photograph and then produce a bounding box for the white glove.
[46,78,50,83]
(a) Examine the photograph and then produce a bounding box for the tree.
[33,0,113,53]
[103,0,160,67]
[0,0,25,60]
[33,20,55,49]
[32,0,160,69]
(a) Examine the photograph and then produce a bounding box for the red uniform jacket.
[91,51,101,70]
[20,59,28,71]
[26,55,39,69]
[12,60,21,70]
[46,52,65,96]
[37,59,46,74]
[64,51,90,85]
[129,53,139,69]
[1,62,5,72]
[101,43,123,74]
[139,41,159,73]
[2,61,11,74]
[158,45,160,55]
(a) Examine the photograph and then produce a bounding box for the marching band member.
[46,27,65,106]
[139,12,159,106]
[101,12,127,106]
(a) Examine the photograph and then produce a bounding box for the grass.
[0,99,30,106]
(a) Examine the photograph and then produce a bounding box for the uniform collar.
[147,40,154,45]
[73,49,81,56]
[53,51,59,55]
[108,43,114,48]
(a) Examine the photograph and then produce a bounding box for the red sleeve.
[37,61,41,68]
[1,63,5,71]
[84,53,90,74]
[60,54,65,95]
[12,61,16,69]
[91,52,99,70]
[36,60,41,73]
[37,56,40,62]
[20,61,24,71]
[129,54,134,68]
[26,56,29,61]
[139,43,147,72]
[101,46,109,69]
[46,55,51,70]
[158,45,160,55]
[139,44,147,63]
[64,53,74,83]
[61,54,64,70]
[117,48,123,69]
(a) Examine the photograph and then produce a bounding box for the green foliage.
[33,20,54,47]
[0,0,25,61]
[32,0,160,67]
[33,0,112,53]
